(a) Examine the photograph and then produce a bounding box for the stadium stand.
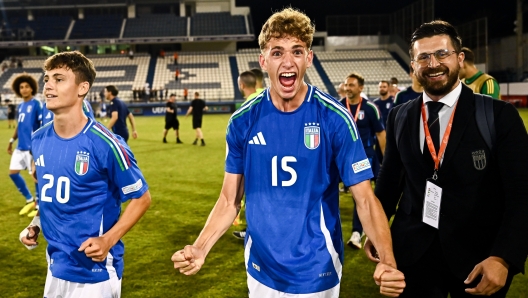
[152,51,234,101]
[316,50,410,97]
[0,54,149,102]
[0,15,71,41]
[191,13,246,36]
[69,15,123,40]
[123,14,187,38]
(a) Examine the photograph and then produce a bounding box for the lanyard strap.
[421,101,458,173]
[346,98,363,122]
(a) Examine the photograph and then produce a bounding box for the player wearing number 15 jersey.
[21,51,151,298]
[172,8,405,298]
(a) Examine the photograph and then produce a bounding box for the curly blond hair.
[258,7,315,51]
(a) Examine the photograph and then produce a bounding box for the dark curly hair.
[258,7,315,51]
[12,73,38,98]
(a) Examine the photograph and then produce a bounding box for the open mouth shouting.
[279,72,297,89]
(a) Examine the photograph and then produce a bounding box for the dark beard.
[417,64,459,96]
[379,90,388,97]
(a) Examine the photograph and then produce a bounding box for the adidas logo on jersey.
[35,155,45,167]
[248,132,266,145]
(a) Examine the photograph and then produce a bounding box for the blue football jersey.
[31,119,148,283]
[340,98,384,156]
[41,100,95,126]
[226,85,373,294]
[16,98,42,150]
[372,97,394,126]
[394,86,421,106]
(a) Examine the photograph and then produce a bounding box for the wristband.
[19,215,41,250]
[9,138,14,143]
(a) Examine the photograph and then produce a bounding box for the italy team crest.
[75,151,90,175]
[304,123,320,150]
[358,111,365,120]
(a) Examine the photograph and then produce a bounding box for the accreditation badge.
[422,179,442,229]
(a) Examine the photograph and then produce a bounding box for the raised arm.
[172,172,245,275]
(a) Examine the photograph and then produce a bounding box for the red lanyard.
[346,98,362,122]
[421,101,458,175]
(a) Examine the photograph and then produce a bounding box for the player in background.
[7,74,42,216]
[340,72,386,250]
[20,51,151,298]
[459,47,501,99]
[105,85,137,143]
[394,65,423,106]
[163,93,183,144]
[185,92,208,146]
[172,8,404,297]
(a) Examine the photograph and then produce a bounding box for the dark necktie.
[425,101,444,152]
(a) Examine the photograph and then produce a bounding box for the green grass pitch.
[1,110,527,297]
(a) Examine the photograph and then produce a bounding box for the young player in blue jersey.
[19,51,151,298]
[172,8,405,297]
[339,73,386,251]
[42,98,95,126]
[7,74,42,216]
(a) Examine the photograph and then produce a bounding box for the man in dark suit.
[367,20,528,297]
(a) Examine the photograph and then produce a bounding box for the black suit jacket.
[375,84,528,280]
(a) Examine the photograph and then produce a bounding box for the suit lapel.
[407,96,425,164]
[441,85,475,167]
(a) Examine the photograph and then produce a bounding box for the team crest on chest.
[386,102,391,109]
[75,151,90,176]
[27,105,32,113]
[472,150,486,170]
[304,122,320,150]
[357,110,365,120]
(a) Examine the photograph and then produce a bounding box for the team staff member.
[185,92,208,146]
[340,72,386,250]
[369,20,528,297]
[163,94,183,144]
[173,8,404,297]
[105,85,137,142]
[459,47,501,99]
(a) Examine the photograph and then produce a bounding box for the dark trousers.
[399,234,514,298]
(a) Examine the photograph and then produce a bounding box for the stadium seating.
[0,15,71,41]
[70,15,123,39]
[0,54,149,102]
[316,50,410,97]
[0,49,409,103]
[191,13,246,36]
[152,52,234,101]
[123,14,187,38]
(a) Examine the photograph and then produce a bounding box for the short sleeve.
[332,113,374,187]
[367,102,385,132]
[481,79,501,100]
[105,136,149,202]
[225,119,245,174]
